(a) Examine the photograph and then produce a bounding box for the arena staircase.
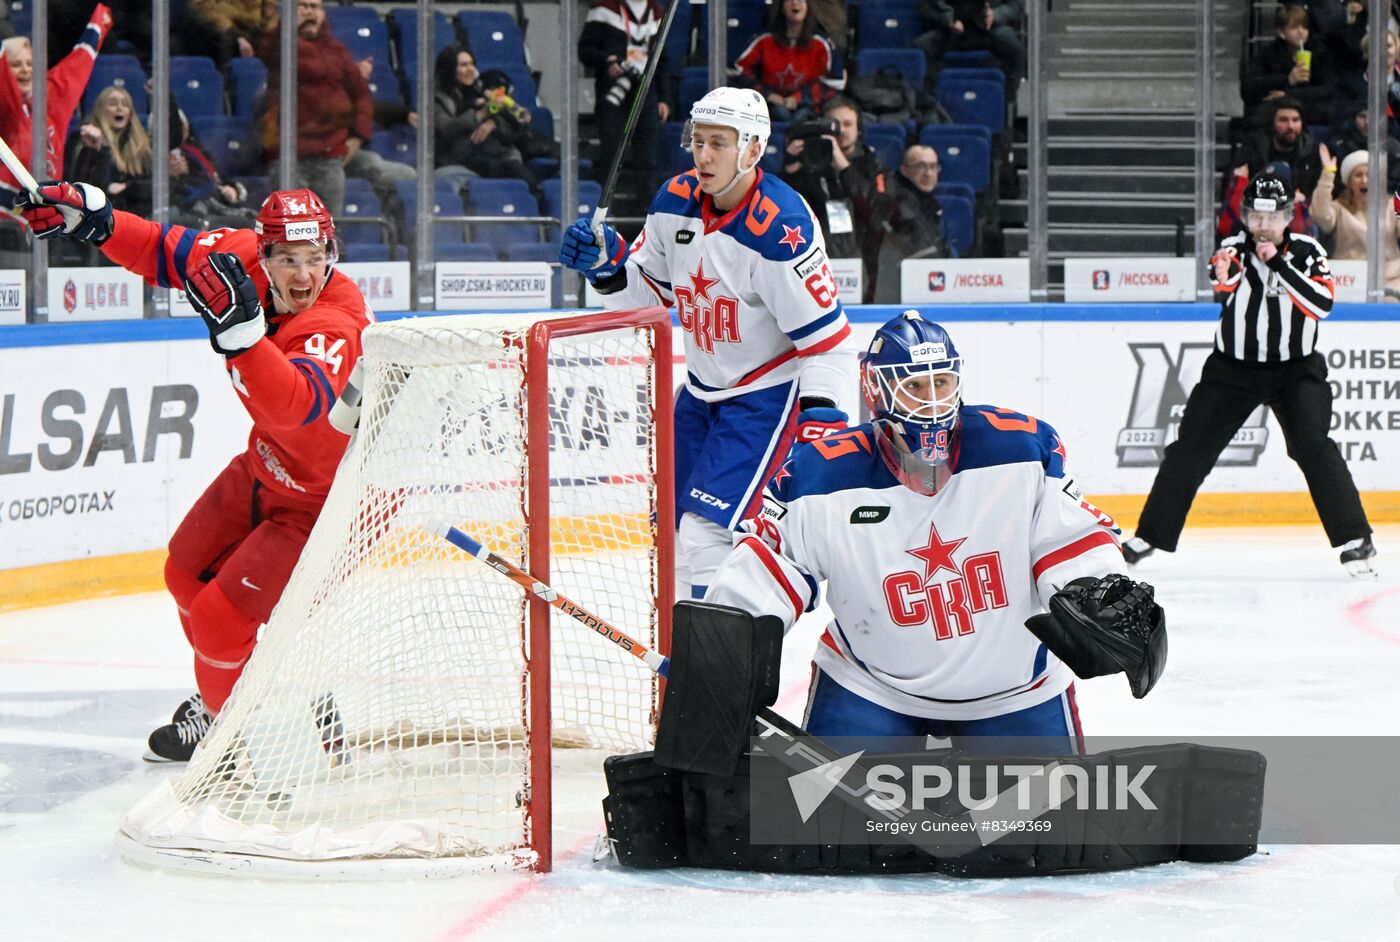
[1001,0,1246,293]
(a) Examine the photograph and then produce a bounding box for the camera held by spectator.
[604,61,644,108]
[786,114,840,169]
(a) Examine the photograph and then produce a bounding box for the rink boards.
[1,303,1397,603]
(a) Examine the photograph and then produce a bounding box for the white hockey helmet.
[685,86,770,172]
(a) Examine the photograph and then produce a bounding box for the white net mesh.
[119,311,667,869]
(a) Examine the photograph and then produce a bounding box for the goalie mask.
[1242,170,1293,242]
[861,311,963,469]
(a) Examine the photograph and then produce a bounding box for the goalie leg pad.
[653,600,783,776]
[603,745,1264,876]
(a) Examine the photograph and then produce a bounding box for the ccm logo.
[689,488,732,510]
[284,221,321,241]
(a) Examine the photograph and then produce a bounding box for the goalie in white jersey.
[560,86,852,598]
[705,312,1168,749]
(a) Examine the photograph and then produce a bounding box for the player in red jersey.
[18,181,373,761]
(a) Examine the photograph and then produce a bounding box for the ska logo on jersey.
[673,259,741,354]
[881,522,1009,640]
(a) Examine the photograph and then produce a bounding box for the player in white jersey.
[704,312,1167,749]
[560,86,853,598]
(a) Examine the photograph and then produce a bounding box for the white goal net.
[118,309,673,874]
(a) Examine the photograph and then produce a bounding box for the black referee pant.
[1136,350,1371,552]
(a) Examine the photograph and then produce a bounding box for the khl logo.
[1116,342,1268,467]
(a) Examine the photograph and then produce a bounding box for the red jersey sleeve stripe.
[1032,530,1120,582]
[738,536,805,620]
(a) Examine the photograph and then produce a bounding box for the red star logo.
[774,63,804,90]
[778,224,807,253]
[772,462,793,489]
[689,259,719,302]
[905,522,967,583]
[1051,436,1067,463]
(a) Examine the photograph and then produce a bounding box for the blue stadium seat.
[857,2,920,50]
[363,61,404,108]
[326,5,392,67]
[457,10,527,67]
[503,242,558,263]
[938,193,974,258]
[228,57,267,120]
[934,181,976,205]
[916,126,990,192]
[656,122,692,177]
[370,126,418,167]
[935,77,1005,133]
[341,243,393,262]
[436,242,501,262]
[863,122,907,173]
[943,49,994,66]
[857,48,926,90]
[340,179,387,245]
[759,122,789,175]
[679,66,709,117]
[937,67,1006,92]
[727,6,768,59]
[388,8,454,73]
[191,116,260,178]
[395,178,469,246]
[539,178,602,219]
[465,177,532,208]
[170,56,225,118]
[661,1,693,67]
[466,186,542,249]
[84,55,148,115]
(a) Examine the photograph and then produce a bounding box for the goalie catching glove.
[1024,573,1166,699]
[185,252,266,356]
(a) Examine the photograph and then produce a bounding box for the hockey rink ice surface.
[3,526,1400,940]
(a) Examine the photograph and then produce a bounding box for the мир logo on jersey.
[1116,342,1269,467]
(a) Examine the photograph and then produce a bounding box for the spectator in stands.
[915,1,1025,96]
[1230,97,1323,215]
[1311,144,1400,296]
[809,0,849,55]
[0,4,14,40]
[177,0,277,66]
[780,97,885,297]
[1331,17,1400,137]
[1241,4,1336,128]
[258,0,373,217]
[170,107,254,231]
[0,5,111,204]
[732,0,846,121]
[869,144,950,303]
[65,85,152,216]
[579,0,671,215]
[433,44,540,186]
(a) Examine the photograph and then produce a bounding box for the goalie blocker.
[604,601,1258,876]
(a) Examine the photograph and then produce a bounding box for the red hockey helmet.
[255,189,337,257]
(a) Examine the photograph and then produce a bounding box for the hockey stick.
[0,133,41,198]
[437,524,1062,859]
[589,0,685,249]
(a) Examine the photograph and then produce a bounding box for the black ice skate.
[1122,536,1155,565]
[1340,536,1378,579]
[171,692,205,725]
[144,702,213,763]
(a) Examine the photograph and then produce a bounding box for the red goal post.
[116,306,675,876]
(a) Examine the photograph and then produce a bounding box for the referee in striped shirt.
[1123,168,1376,577]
